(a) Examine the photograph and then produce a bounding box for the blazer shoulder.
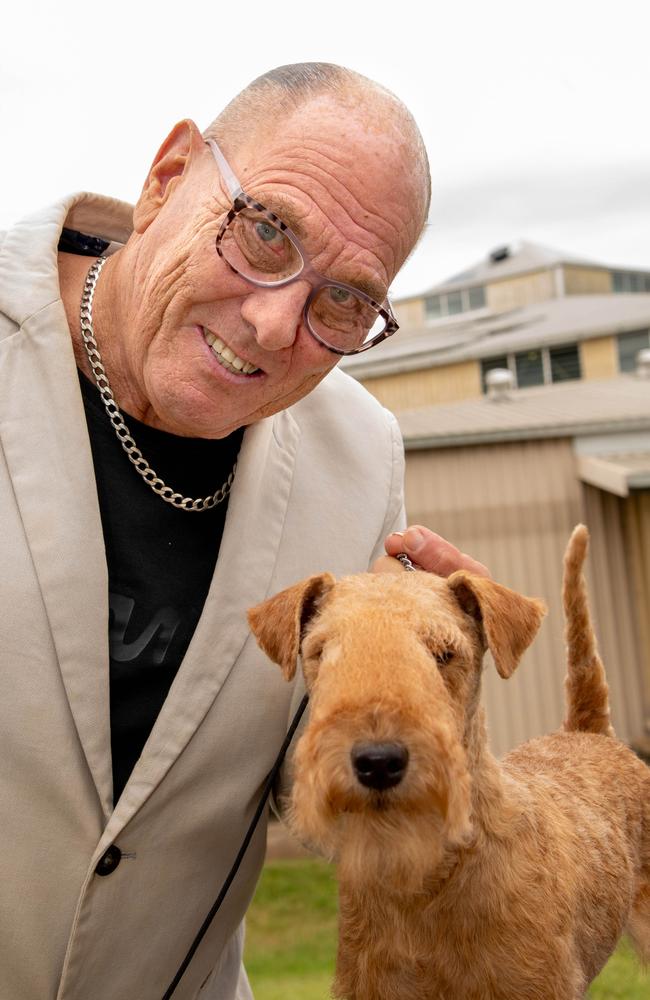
[293,366,396,430]
[287,367,403,477]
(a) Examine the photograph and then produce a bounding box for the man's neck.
[58,249,127,391]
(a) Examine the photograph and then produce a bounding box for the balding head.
[104,64,430,439]
[203,62,430,239]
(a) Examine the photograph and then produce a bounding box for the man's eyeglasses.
[206,139,399,356]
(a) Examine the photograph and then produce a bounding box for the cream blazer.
[0,195,406,1000]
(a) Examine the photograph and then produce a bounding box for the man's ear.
[447,571,547,679]
[248,574,336,682]
[133,119,204,233]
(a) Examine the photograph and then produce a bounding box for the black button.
[95,845,122,876]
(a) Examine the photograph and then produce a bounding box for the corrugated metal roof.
[342,294,650,379]
[398,376,650,449]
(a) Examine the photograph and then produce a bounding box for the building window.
[481,343,582,392]
[612,271,650,293]
[515,349,544,388]
[549,343,581,382]
[425,286,486,320]
[468,286,486,310]
[617,329,650,372]
[425,295,442,318]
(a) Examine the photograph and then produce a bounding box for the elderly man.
[0,64,486,999]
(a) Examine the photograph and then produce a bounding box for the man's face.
[114,97,424,437]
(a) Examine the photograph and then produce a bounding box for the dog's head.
[249,569,545,884]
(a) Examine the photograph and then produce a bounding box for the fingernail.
[404,526,425,553]
[388,531,404,540]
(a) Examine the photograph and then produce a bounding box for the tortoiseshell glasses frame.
[206,139,399,356]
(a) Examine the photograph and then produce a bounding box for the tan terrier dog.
[248,527,650,1000]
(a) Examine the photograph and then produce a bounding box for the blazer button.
[95,845,122,876]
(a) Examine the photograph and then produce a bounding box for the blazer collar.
[0,192,133,329]
[0,297,114,817]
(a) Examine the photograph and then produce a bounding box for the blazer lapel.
[106,407,301,831]
[0,300,113,818]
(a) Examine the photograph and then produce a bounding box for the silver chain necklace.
[79,256,237,512]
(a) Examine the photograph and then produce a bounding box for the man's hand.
[379,525,490,578]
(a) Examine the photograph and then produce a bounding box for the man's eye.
[329,287,352,304]
[255,221,282,244]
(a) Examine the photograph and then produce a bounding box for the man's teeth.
[202,329,259,375]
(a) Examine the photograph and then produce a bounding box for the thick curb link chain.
[80,257,236,512]
[395,552,417,571]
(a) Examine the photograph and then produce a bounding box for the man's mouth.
[202,327,261,376]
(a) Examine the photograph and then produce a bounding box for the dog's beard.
[288,732,474,888]
[338,810,452,892]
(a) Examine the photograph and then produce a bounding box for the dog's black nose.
[351,742,409,790]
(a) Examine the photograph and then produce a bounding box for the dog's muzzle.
[351,742,410,791]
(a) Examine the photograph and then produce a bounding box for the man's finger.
[385,525,490,579]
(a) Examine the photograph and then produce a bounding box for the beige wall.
[580,336,618,380]
[486,269,555,312]
[359,334,622,414]
[564,266,612,295]
[361,361,481,412]
[394,297,426,329]
[402,437,647,756]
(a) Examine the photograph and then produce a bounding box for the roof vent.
[489,245,511,264]
[636,347,650,378]
[485,367,515,402]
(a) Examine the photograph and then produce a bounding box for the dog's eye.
[435,649,454,667]
[302,639,324,662]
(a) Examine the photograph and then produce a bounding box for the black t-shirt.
[78,371,243,802]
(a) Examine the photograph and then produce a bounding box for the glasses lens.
[308,285,387,353]
[220,209,302,282]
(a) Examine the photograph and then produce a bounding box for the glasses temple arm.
[206,139,244,200]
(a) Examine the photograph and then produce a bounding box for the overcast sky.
[2,0,648,298]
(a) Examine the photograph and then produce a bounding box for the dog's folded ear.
[248,573,336,681]
[447,571,547,678]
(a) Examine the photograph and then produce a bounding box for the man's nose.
[239,281,311,351]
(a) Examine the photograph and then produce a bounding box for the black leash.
[161,693,310,999]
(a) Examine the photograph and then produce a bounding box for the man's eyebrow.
[334,273,388,304]
[257,193,308,240]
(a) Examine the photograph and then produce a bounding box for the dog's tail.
[562,524,615,738]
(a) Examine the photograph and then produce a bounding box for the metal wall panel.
[563,266,612,295]
[403,438,646,756]
[580,336,618,380]
[486,269,555,313]
[625,490,650,727]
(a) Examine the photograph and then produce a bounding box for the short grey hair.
[203,62,431,228]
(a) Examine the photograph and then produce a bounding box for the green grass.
[245,860,337,1000]
[245,860,648,1000]
[588,938,650,999]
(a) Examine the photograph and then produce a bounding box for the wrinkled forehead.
[225,96,427,280]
